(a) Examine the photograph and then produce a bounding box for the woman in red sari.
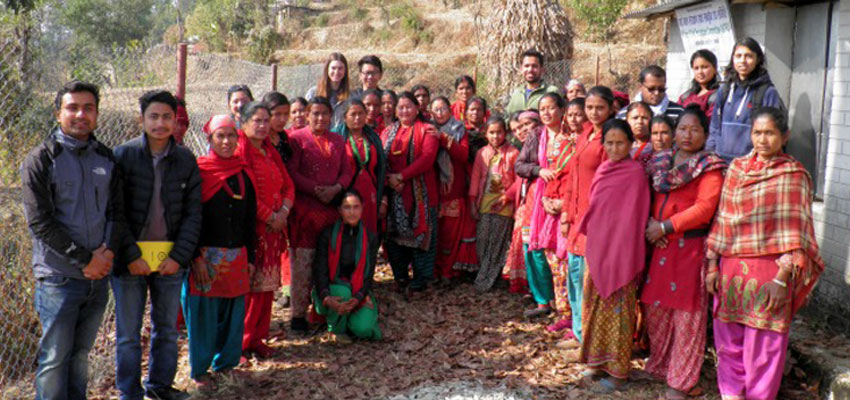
[503,111,542,294]
[289,97,308,131]
[286,97,354,332]
[678,49,719,120]
[412,85,432,121]
[433,95,478,279]
[262,92,294,308]
[707,107,823,400]
[332,99,387,235]
[237,102,295,358]
[642,106,726,399]
[375,90,398,137]
[382,92,440,295]
[451,75,476,122]
[465,96,489,166]
[362,89,383,133]
[564,98,587,138]
[625,101,654,164]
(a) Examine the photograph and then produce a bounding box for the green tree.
[186,0,247,51]
[565,0,628,42]
[186,0,282,61]
[59,0,162,47]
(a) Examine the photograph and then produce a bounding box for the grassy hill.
[267,0,666,97]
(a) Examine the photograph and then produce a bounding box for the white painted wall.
[663,0,850,325]
[810,0,850,324]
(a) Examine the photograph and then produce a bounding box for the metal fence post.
[177,43,187,99]
[272,64,278,92]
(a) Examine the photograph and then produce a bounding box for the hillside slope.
[272,0,666,96]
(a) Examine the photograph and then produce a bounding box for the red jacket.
[383,121,440,208]
[652,170,724,235]
[243,142,295,224]
[440,130,471,202]
[559,123,607,256]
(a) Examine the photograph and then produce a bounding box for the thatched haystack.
[481,0,574,97]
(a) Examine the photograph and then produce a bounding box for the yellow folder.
[136,241,174,272]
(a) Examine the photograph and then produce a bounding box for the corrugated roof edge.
[622,0,706,19]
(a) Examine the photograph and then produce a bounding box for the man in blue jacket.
[113,90,201,400]
[21,80,124,400]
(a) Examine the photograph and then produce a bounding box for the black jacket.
[20,128,126,279]
[198,172,257,264]
[114,135,202,273]
[515,127,542,180]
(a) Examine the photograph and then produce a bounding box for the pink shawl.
[578,158,651,298]
[528,126,564,251]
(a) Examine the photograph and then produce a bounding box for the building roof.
[623,0,707,19]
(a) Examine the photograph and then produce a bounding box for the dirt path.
[160,265,728,400]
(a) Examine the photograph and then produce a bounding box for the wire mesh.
[0,21,678,400]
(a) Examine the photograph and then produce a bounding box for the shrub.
[246,25,285,64]
[565,0,628,42]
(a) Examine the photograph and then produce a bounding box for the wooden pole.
[271,64,278,92]
[595,53,600,86]
[176,43,187,100]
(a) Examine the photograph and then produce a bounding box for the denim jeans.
[34,275,109,400]
[111,270,185,400]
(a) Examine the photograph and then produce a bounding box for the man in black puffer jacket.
[113,90,201,400]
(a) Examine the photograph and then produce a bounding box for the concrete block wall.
[662,0,850,331]
[806,0,850,332]
[763,6,795,104]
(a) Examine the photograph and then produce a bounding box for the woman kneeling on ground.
[312,190,382,343]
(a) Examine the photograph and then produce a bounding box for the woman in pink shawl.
[577,119,650,394]
[514,93,574,319]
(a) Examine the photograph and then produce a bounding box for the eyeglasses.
[361,71,381,77]
[642,84,667,93]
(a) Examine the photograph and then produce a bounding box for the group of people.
[23,36,822,400]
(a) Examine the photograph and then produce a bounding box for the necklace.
[311,131,331,158]
[349,134,371,167]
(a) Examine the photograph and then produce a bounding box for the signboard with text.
[676,0,736,70]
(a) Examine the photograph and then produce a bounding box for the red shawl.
[237,130,286,179]
[328,220,369,295]
[579,158,651,298]
[197,150,254,202]
[383,121,433,250]
[707,152,824,314]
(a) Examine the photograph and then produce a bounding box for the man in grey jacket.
[21,80,124,400]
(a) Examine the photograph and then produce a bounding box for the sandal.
[555,338,581,349]
[665,387,688,400]
[523,306,552,318]
[546,318,572,333]
[253,343,277,359]
[194,374,217,393]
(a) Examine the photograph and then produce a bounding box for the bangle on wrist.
[660,222,667,235]
[772,278,787,288]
